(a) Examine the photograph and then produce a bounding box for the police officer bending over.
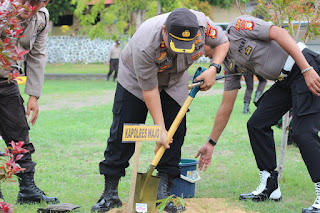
[0,0,59,204]
[197,15,320,213]
[91,8,229,213]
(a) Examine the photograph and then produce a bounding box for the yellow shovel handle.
[151,96,194,167]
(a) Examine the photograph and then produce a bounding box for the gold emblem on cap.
[182,30,190,38]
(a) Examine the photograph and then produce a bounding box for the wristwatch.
[207,137,217,146]
[209,63,222,74]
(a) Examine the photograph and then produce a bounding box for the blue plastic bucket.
[170,159,201,198]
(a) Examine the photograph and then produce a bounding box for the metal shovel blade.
[134,172,160,213]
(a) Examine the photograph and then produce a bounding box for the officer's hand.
[303,69,320,96]
[154,128,172,154]
[194,66,217,91]
[195,142,214,172]
[106,62,110,65]
[26,96,39,126]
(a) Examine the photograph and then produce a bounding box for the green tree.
[252,0,320,42]
[72,0,216,39]
[47,0,75,24]
[72,0,155,39]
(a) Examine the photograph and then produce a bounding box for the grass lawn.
[45,63,211,75]
[0,77,315,213]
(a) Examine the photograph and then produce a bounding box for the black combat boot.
[157,172,185,213]
[243,102,250,114]
[239,170,282,202]
[253,91,262,104]
[302,182,320,213]
[91,176,122,212]
[16,172,59,204]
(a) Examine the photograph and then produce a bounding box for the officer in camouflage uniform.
[0,0,59,204]
[197,15,320,213]
[91,8,229,213]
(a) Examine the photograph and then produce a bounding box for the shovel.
[133,67,207,213]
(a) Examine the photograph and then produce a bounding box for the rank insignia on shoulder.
[192,52,202,61]
[245,46,253,56]
[37,23,44,34]
[205,23,217,39]
[195,39,202,45]
[236,18,255,31]
[160,40,166,48]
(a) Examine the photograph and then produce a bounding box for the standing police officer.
[0,0,59,204]
[197,15,320,213]
[91,8,229,213]
[106,40,121,82]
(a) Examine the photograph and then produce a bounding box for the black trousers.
[0,81,36,173]
[244,74,267,103]
[107,59,119,80]
[247,48,320,182]
[99,83,186,178]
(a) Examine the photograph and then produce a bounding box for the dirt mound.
[109,198,250,213]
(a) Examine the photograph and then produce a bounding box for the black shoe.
[243,102,250,114]
[91,176,122,212]
[239,170,282,202]
[16,172,59,204]
[302,182,320,213]
[157,172,185,213]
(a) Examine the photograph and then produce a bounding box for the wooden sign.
[122,124,161,142]
[123,124,162,213]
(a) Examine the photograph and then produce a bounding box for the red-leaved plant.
[0,141,28,213]
[1,1,33,212]
[0,0,33,81]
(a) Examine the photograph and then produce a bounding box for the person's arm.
[194,41,230,91]
[24,12,49,125]
[143,86,171,153]
[269,26,320,96]
[106,47,113,65]
[195,89,238,171]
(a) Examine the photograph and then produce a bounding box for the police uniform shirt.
[118,10,228,106]
[107,45,121,61]
[223,15,289,91]
[0,7,49,97]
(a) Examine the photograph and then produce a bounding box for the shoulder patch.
[205,23,218,39]
[236,18,255,31]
